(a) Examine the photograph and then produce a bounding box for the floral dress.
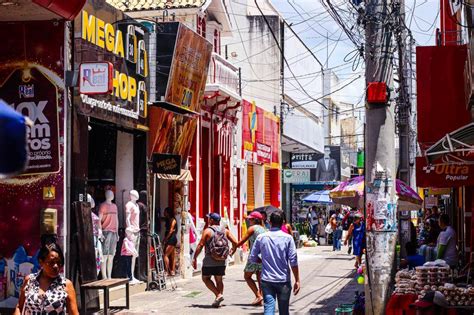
[23,271,68,314]
[244,225,266,273]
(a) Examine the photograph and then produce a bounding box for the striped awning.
[156,169,193,181]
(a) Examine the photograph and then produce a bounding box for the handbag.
[325,223,333,234]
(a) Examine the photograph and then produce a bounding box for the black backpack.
[208,226,229,261]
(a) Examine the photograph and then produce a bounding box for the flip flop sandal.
[212,296,224,308]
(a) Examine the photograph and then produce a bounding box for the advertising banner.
[74,3,149,130]
[242,100,280,168]
[283,169,311,184]
[416,157,474,187]
[290,146,341,183]
[156,22,213,113]
[0,21,65,305]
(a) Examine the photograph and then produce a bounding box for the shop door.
[264,169,271,206]
[247,164,255,211]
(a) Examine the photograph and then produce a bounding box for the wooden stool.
[80,278,130,315]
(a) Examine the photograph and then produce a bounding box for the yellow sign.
[43,186,55,200]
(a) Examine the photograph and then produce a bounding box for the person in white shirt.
[308,207,319,242]
[436,214,458,268]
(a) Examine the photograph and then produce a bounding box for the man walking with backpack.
[249,210,300,315]
[192,212,238,308]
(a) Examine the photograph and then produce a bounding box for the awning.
[156,169,193,181]
[425,122,474,164]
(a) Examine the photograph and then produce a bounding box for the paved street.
[116,246,361,315]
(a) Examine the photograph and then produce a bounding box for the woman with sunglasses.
[14,242,79,315]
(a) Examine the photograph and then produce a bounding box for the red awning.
[33,0,86,20]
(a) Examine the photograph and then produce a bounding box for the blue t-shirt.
[407,254,425,269]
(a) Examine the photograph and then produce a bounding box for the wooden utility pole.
[364,0,398,312]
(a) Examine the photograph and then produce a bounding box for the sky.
[268,0,440,106]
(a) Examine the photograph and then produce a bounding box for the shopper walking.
[344,213,365,268]
[163,207,178,276]
[249,210,300,315]
[231,211,266,305]
[331,209,344,251]
[308,207,319,242]
[14,242,79,315]
[192,213,238,308]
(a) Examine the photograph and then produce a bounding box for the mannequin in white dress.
[125,190,140,283]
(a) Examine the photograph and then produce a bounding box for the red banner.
[416,157,474,187]
[242,100,280,167]
[0,21,65,301]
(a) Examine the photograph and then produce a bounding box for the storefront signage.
[74,5,149,129]
[0,67,60,175]
[79,62,113,94]
[256,142,272,164]
[152,153,181,175]
[290,153,318,168]
[416,157,474,187]
[156,22,213,113]
[283,169,311,184]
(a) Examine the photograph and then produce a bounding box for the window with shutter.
[247,164,255,211]
[264,169,271,206]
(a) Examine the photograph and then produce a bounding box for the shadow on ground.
[307,270,361,315]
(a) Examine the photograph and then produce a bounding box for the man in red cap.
[231,211,267,306]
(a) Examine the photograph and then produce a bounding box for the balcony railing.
[207,52,240,98]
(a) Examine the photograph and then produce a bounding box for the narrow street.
[116,246,360,315]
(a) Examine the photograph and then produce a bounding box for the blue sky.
[270,0,440,105]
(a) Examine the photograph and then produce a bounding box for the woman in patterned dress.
[231,211,267,306]
[14,243,79,315]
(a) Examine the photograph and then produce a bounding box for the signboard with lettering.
[290,147,341,182]
[416,157,474,187]
[283,169,311,183]
[152,153,181,175]
[156,22,213,113]
[79,62,113,94]
[256,142,272,164]
[0,67,60,175]
[74,3,149,129]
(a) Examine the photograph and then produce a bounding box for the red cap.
[248,211,263,220]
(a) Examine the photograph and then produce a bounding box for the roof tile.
[106,0,206,11]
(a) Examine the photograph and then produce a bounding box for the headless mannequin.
[88,194,103,276]
[125,190,140,283]
[99,190,118,279]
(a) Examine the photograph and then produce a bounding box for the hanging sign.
[256,142,272,164]
[152,153,181,175]
[283,169,310,184]
[79,62,113,95]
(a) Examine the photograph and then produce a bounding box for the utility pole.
[364,0,398,312]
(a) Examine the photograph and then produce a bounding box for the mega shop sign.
[416,157,474,187]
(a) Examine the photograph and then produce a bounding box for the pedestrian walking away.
[14,242,79,315]
[163,207,178,277]
[344,213,365,268]
[192,212,238,308]
[231,211,267,306]
[308,206,319,243]
[249,210,300,315]
[331,209,344,251]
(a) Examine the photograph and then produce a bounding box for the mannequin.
[88,194,103,276]
[125,190,140,283]
[99,190,118,279]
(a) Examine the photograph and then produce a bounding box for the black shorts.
[202,266,226,276]
[166,234,178,246]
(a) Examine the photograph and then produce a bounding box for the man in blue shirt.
[249,210,300,315]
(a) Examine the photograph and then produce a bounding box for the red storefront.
[242,100,281,214]
[416,43,474,260]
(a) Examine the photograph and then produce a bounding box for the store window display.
[124,190,141,283]
[99,190,118,279]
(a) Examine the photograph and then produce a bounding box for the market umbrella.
[254,205,281,217]
[329,176,423,210]
[302,190,333,204]
[0,100,28,178]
